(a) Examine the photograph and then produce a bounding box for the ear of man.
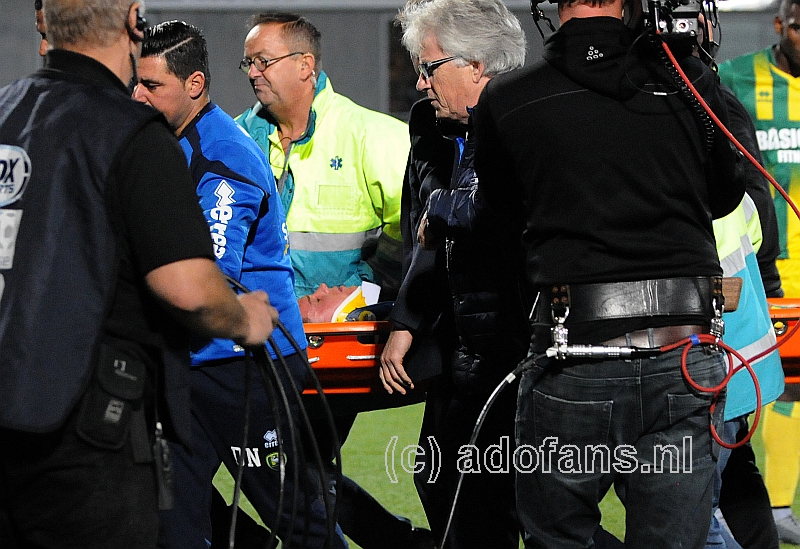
[301,53,317,80]
[187,70,207,100]
[127,3,146,43]
[470,60,486,83]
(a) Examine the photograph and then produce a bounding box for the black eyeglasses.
[239,52,304,74]
[416,56,459,80]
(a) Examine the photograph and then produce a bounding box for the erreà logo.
[0,145,31,207]
[210,181,235,259]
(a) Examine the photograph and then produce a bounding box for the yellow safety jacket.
[236,72,408,297]
[714,194,784,419]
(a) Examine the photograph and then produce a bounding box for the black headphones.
[135,10,147,33]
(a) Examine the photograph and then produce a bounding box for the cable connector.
[550,324,569,360]
[545,345,663,359]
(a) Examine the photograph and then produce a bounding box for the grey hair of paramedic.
[396,0,527,78]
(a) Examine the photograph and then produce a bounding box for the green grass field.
[216,403,800,548]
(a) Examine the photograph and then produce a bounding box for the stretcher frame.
[305,300,800,392]
[302,320,425,413]
[768,298,800,384]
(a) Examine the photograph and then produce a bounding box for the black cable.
[223,275,341,548]
[252,345,296,549]
[438,361,532,549]
[264,347,314,549]
[266,338,340,549]
[275,322,343,548]
[644,27,716,153]
[228,353,254,549]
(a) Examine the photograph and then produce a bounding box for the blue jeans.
[516,346,726,549]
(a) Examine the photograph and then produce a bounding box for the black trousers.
[0,412,159,549]
[159,355,336,549]
[719,421,780,549]
[415,374,520,549]
[209,410,416,549]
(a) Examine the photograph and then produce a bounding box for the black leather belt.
[536,277,721,324]
[601,325,709,347]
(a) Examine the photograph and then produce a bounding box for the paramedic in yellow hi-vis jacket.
[719,0,800,543]
[236,12,409,301]
[235,11,437,549]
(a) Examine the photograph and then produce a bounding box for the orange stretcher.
[768,298,800,384]
[301,320,425,413]
[304,301,800,395]
[303,321,390,395]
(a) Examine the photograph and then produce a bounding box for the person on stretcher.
[298,282,392,323]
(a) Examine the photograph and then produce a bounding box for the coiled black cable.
[644,25,716,153]
[224,276,342,549]
[251,345,299,549]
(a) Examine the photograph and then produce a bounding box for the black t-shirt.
[104,120,214,348]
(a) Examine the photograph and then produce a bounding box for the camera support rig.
[644,0,704,47]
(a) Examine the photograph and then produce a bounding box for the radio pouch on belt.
[76,341,146,450]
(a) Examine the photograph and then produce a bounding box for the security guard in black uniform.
[0,1,278,547]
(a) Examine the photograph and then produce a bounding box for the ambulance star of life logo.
[330,156,343,170]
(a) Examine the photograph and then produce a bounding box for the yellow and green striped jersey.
[719,47,800,295]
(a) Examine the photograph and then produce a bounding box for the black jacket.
[474,16,746,344]
[388,99,457,384]
[0,51,209,441]
[417,100,531,396]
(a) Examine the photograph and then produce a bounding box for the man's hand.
[236,290,280,347]
[416,211,442,250]
[379,329,414,394]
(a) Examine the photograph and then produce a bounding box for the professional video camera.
[643,0,704,47]
[530,0,716,53]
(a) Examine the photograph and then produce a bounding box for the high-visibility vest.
[237,73,408,297]
[714,194,784,419]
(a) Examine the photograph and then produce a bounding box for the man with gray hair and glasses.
[382,1,529,547]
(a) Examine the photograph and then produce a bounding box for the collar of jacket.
[543,16,653,101]
[41,49,131,95]
[435,109,468,141]
[251,70,336,147]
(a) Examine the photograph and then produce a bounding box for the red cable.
[660,334,762,448]
[654,31,800,444]
[658,35,800,224]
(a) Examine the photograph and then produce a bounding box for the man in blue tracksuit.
[134,21,342,549]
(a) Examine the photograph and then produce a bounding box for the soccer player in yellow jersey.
[719,0,800,543]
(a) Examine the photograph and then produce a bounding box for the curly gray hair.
[396,0,526,77]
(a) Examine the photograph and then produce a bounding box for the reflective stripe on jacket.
[714,193,784,419]
[236,73,408,297]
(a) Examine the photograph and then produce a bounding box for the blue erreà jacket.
[182,103,306,364]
